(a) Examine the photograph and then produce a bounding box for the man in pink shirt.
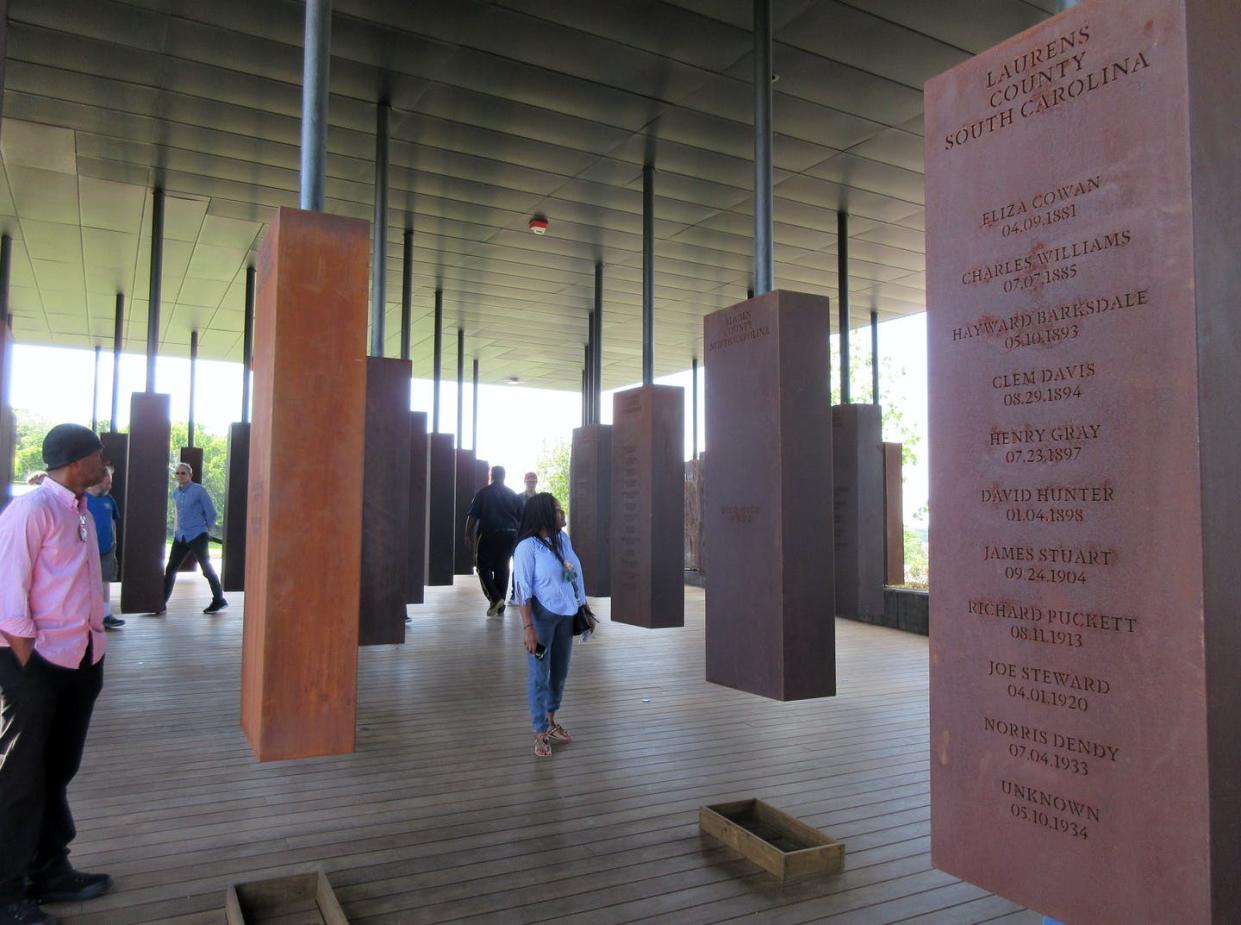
[0,424,114,925]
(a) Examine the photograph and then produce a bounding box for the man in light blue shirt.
[160,462,227,614]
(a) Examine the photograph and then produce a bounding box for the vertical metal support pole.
[432,289,443,432]
[455,328,464,446]
[370,99,389,357]
[0,235,10,327]
[592,262,603,423]
[585,311,595,424]
[300,0,332,212]
[471,358,479,452]
[583,343,591,424]
[692,356,699,460]
[111,293,123,430]
[188,330,198,447]
[837,210,851,405]
[642,163,655,386]
[241,266,255,423]
[146,187,164,393]
[753,0,773,295]
[400,227,412,361]
[870,309,880,406]
[91,346,101,431]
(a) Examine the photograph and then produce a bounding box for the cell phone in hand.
[534,642,547,660]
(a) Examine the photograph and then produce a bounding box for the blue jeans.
[527,598,574,733]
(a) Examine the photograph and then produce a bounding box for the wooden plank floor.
[47,580,1041,925]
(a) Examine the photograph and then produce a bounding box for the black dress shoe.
[27,868,112,904]
[203,598,228,614]
[0,899,57,925]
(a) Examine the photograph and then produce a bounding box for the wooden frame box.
[225,871,347,924]
[699,799,844,881]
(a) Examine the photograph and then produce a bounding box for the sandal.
[533,733,552,758]
[546,722,572,743]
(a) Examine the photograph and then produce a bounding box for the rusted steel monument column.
[223,266,255,593]
[609,168,684,628]
[120,187,173,614]
[0,234,13,512]
[704,292,835,700]
[100,293,128,574]
[926,2,1241,920]
[401,228,428,606]
[570,262,612,596]
[241,0,370,762]
[426,289,455,585]
[831,403,885,617]
[358,97,413,646]
[241,207,368,760]
[882,442,904,585]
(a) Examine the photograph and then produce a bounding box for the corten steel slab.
[703,291,835,701]
[925,2,1241,921]
[475,458,490,496]
[426,433,456,586]
[119,392,171,614]
[176,446,204,572]
[570,424,612,596]
[99,431,128,576]
[832,404,885,618]
[222,423,249,593]
[406,413,428,605]
[359,357,412,646]
[241,207,367,762]
[684,458,704,572]
[883,442,905,585]
[609,386,684,629]
[453,449,477,575]
[0,320,13,512]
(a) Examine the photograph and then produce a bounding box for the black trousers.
[476,532,516,605]
[163,532,223,604]
[0,644,104,904]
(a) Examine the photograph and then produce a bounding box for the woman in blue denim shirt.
[511,493,588,758]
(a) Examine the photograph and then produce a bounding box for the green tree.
[13,408,54,482]
[829,342,921,469]
[535,438,571,521]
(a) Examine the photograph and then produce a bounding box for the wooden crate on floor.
[225,871,347,925]
[700,798,845,881]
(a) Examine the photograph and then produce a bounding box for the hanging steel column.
[753,0,773,294]
[400,228,413,361]
[432,288,443,432]
[111,293,124,429]
[455,328,464,445]
[692,356,699,459]
[592,262,603,423]
[187,331,198,447]
[145,187,164,393]
[91,346,101,431]
[471,358,479,451]
[837,210,851,404]
[581,368,588,427]
[870,309,879,405]
[642,163,655,386]
[241,266,255,423]
[370,99,389,357]
[300,0,332,211]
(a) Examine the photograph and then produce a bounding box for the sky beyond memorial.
[9,314,929,523]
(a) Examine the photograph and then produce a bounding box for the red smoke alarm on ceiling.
[529,216,549,234]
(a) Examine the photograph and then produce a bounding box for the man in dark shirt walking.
[464,466,523,616]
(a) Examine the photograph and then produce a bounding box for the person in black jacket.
[464,466,524,616]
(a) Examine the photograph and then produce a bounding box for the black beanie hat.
[42,424,103,470]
